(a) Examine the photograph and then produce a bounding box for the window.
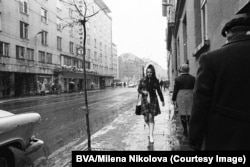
[64,56,71,66]
[46,53,52,64]
[57,0,62,10]
[79,60,82,68]
[57,37,62,50]
[69,42,74,54]
[99,42,102,51]
[0,42,9,57]
[99,54,102,63]
[20,21,29,39]
[201,0,208,40]
[57,17,62,30]
[27,48,34,60]
[73,59,78,67]
[16,46,25,59]
[87,49,90,59]
[69,26,74,37]
[94,39,97,48]
[69,8,73,18]
[87,35,90,45]
[94,51,97,61]
[41,31,48,45]
[20,0,29,14]
[86,22,90,31]
[39,51,46,63]
[86,61,90,69]
[41,8,48,23]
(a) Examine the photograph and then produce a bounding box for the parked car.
[0,110,44,167]
[128,82,136,88]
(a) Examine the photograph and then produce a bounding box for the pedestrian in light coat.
[189,14,250,150]
[41,81,46,96]
[172,64,195,137]
[138,63,165,144]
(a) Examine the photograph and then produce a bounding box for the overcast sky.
[103,0,167,69]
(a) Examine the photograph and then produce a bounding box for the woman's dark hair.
[146,65,156,79]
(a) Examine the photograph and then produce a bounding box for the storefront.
[0,72,12,98]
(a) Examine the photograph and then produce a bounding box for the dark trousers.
[181,115,190,135]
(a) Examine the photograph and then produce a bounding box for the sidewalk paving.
[34,91,191,167]
[89,91,191,151]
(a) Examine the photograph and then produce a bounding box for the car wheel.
[0,149,14,167]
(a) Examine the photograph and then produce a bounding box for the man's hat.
[221,13,250,37]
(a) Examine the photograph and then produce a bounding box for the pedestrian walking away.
[41,81,46,96]
[159,80,163,91]
[138,63,165,144]
[189,13,250,151]
[172,64,195,137]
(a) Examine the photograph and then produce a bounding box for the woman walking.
[138,63,165,143]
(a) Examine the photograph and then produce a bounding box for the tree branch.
[72,0,84,18]
[60,0,75,6]
[83,0,88,18]
[85,8,107,19]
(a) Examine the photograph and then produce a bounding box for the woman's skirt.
[176,89,193,115]
[141,95,161,116]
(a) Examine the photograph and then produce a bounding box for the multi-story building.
[0,0,114,98]
[162,0,176,89]
[112,43,118,79]
[163,0,250,90]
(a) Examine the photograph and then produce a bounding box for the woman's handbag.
[135,94,142,115]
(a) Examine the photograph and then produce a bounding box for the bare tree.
[61,0,107,151]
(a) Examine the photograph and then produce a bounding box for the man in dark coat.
[189,15,250,150]
[172,64,195,137]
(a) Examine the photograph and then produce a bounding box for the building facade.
[112,43,118,80]
[163,0,250,90]
[0,0,115,98]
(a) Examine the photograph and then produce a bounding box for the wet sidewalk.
[89,91,191,151]
[34,91,191,167]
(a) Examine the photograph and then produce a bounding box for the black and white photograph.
[0,0,250,166]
